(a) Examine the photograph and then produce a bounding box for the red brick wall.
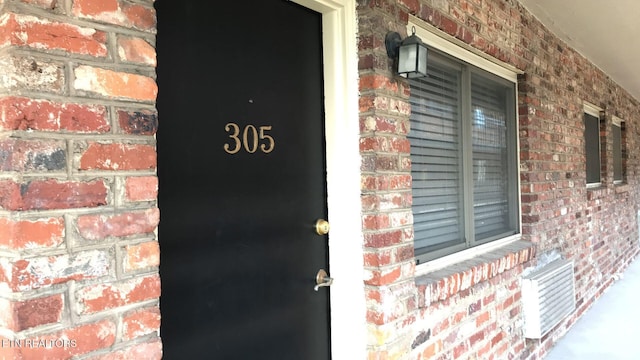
[359,0,640,358]
[2,0,639,359]
[0,0,160,358]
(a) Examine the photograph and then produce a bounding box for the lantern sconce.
[385,26,428,79]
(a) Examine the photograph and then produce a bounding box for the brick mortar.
[6,2,157,37]
[0,91,157,109]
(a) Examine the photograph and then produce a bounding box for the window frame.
[583,102,603,188]
[612,115,624,184]
[407,17,522,267]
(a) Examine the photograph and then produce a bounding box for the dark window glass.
[613,122,622,182]
[584,112,601,185]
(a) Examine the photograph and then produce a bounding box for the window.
[408,50,519,263]
[583,103,602,186]
[612,116,624,184]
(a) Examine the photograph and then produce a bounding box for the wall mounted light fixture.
[385,26,428,79]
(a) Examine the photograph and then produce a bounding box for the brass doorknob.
[315,219,330,235]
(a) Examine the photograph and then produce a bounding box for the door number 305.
[224,123,275,154]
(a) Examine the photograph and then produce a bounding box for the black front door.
[156,1,330,359]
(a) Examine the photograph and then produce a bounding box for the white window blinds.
[409,52,519,262]
[471,72,512,240]
[408,62,465,252]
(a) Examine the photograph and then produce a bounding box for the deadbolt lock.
[315,219,330,235]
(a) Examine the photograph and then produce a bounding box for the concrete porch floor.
[545,255,640,359]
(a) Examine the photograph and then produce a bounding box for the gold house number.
[224,123,275,154]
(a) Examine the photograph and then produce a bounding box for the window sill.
[586,182,602,189]
[615,183,630,194]
[587,186,607,200]
[415,240,535,307]
[415,234,522,275]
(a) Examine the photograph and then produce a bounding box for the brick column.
[358,1,419,358]
[0,0,160,358]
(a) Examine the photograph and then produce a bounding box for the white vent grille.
[522,259,576,339]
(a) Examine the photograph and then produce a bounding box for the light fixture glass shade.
[398,34,428,78]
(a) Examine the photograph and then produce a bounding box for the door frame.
[291,1,365,358]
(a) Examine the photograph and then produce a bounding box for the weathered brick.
[421,340,441,358]
[364,265,403,286]
[374,155,399,171]
[359,74,400,93]
[358,53,388,71]
[72,0,156,32]
[0,180,22,210]
[122,306,160,340]
[0,139,66,172]
[363,214,390,230]
[361,194,379,211]
[8,250,109,291]
[0,217,65,250]
[360,136,386,152]
[397,244,415,262]
[17,320,116,359]
[469,330,485,346]
[389,210,412,227]
[72,0,119,16]
[74,65,158,101]
[117,109,158,135]
[124,176,158,201]
[13,294,64,331]
[21,179,108,210]
[117,36,156,66]
[453,342,468,358]
[0,179,107,211]
[3,13,107,56]
[398,0,420,14]
[452,310,466,325]
[360,136,410,154]
[79,143,156,171]
[389,137,411,153]
[0,55,64,93]
[491,331,504,347]
[364,249,392,267]
[360,116,406,134]
[364,230,403,248]
[367,308,394,326]
[476,311,490,327]
[121,3,156,31]
[77,208,159,241]
[123,240,160,272]
[0,97,109,133]
[483,293,496,306]
[476,341,492,358]
[363,175,412,192]
[85,339,162,360]
[76,274,161,314]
